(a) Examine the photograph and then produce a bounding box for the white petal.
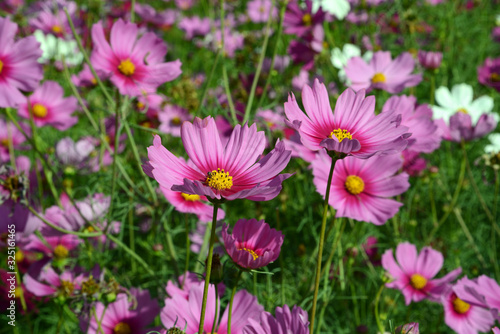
[435,86,456,109]
[451,83,473,106]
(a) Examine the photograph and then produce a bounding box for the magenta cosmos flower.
[17,81,78,131]
[243,304,310,334]
[443,278,495,334]
[284,0,326,38]
[85,288,160,334]
[222,219,284,270]
[454,275,500,321]
[162,280,263,334]
[0,17,43,108]
[345,51,422,93]
[382,95,441,153]
[478,57,500,92]
[417,50,442,70]
[284,80,410,157]
[91,19,182,96]
[382,242,462,305]
[147,116,292,201]
[24,264,85,298]
[312,151,410,225]
[161,187,225,222]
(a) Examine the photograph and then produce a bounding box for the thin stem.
[242,0,275,124]
[106,93,121,232]
[198,203,220,334]
[210,285,219,334]
[128,195,137,273]
[195,48,221,116]
[28,206,102,237]
[453,207,487,268]
[429,178,438,227]
[374,285,385,334]
[163,215,181,280]
[227,271,242,334]
[492,169,500,279]
[184,214,191,276]
[130,0,136,22]
[310,155,336,334]
[319,218,346,279]
[430,72,436,106]
[222,65,238,124]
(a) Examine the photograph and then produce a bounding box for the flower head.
[478,57,500,92]
[284,0,326,38]
[147,116,291,201]
[417,50,442,70]
[312,151,410,225]
[243,304,310,334]
[285,80,410,157]
[222,218,284,270]
[247,0,278,23]
[382,242,462,305]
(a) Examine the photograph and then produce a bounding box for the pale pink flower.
[24,264,85,297]
[0,119,26,162]
[243,304,310,334]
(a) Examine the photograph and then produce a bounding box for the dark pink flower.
[90,19,182,96]
[284,0,326,38]
[454,275,500,321]
[284,80,410,157]
[418,50,442,70]
[436,112,498,142]
[0,17,43,108]
[222,218,284,270]
[243,304,309,334]
[382,242,462,305]
[402,150,427,177]
[478,57,500,92]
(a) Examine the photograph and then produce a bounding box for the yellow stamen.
[53,245,69,260]
[171,116,182,125]
[118,59,135,76]
[0,59,3,74]
[59,280,75,297]
[345,175,364,195]
[409,274,427,290]
[113,322,132,334]
[137,101,145,110]
[14,287,22,299]
[240,247,259,260]
[181,193,200,202]
[371,72,386,84]
[206,168,233,191]
[452,296,471,314]
[81,276,99,295]
[90,77,97,85]
[1,138,10,147]
[491,73,500,82]
[15,250,24,262]
[329,128,353,143]
[32,103,48,118]
[302,13,312,26]
[456,108,468,114]
[52,25,63,34]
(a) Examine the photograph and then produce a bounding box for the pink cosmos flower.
[158,104,192,137]
[284,0,326,38]
[147,116,292,201]
[29,0,79,38]
[382,95,441,153]
[345,51,422,93]
[17,81,78,131]
[222,218,284,270]
[0,119,26,163]
[247,0,278,23]
[454,275,500,321]
[162,280,263,334]
[284,80,410,157]
[478,57,500,92]
[437,112,498,142]
[0,17,43,108]
[402,150,427,177]
[382,242,462,305]
[417,50,442,70]
[178,16,211,40]
[24,264,85,297]
[90,19,182,96]
[213,28,244,58]
[55,137,95,168]
[288,24,324,70]
[312,151,410,225]
[85,288,160,334]
[443,278,495,334]
[494,328,500,334]
[161,188,225,222]
[243,304,310,334]
[24,233,81,261]
[71,64,110,88]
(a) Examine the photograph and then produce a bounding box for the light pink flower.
[0,119,26,162]
[443,278,495,334]
[243,304,310,334]
[284,80,410,157]
[247,0,278,23]
[0,17,43,108]
[90,19,182,96]
[382,242,462,305]
[382,95,441,153]
[17,81,78,131]
[222,218,284,270]
[312,151,410,225]
[158,104,191,137]
[24,233,81,261]
[24,264,85,297]
[147,116,292,201]
[71,64,109,88]
[29,0,79,38]
[345,51,422,93]
[179,16,211,40]
[454,275,500,321]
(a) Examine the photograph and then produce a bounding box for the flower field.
[1,0,500,333]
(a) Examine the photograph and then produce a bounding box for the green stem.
[492,169,500,279]
[163,214,181,280]
[107,233,154,275]
[430,72,436,106]
[195,48,221,116]
[211,285,219,334]
[184,214,191,277]
[128,196,137,273]
[310,155,336,334]
[374,285,385,334]
[227,271,242,334]
[242,0,275,124]
[130,0,136,22]
[429,178,438,227]
[106,93,122,232]
[28,206,102,237]
[319,218,346,279]
[453,207,487,267]
[222,65,238,125]
[198,203,220,334]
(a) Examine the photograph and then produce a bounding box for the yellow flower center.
[58,280,75,297]
[171,116,182,125]
[52,25,63,34]
[371,72,386,84]
[118,59,135,76]
[206,168,233,191]
[1,138,10,147]
[81,276,99,295]
[32,103,48,118]
[456,108,468,114]
[181,193,201,201]
[53,245,69,260]
[90,77,97,85]
[302,13,312,26]
[345,175,365,195]
[14,287,22,298]
[15,250,24,262]
[0,59,3,74]
[240,247,259,260]
[137,101,145,110]
[491,73,500,82]
[114,322,132,334]
[409,274,427,290]
[329,128,353,143]
[452,296,471,314]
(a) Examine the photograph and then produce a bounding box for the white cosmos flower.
[485,133,500,153]
[312,0,350,20]
[33,30,83,66]
[330,43,373,83]
[432,83,497,126]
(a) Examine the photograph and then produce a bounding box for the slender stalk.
[210,285,219,334]
[198,203,220,334]
[319,218,346,279]
[430,72,436,106]
[128,195,137,273]
[163,215,181,280]
[429,178,438,227]
[195,48,221,116]
[28,206,102,237]
[374,285,385,334]
[492,169,500,279]
[242,0,275,124]
[184,214,191,276]
[106,92,122,232]
[310,156,336,334]
[227,271,242,334]
[453,207,487,267]
[130,0,136,22]
[222,65,238,124]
